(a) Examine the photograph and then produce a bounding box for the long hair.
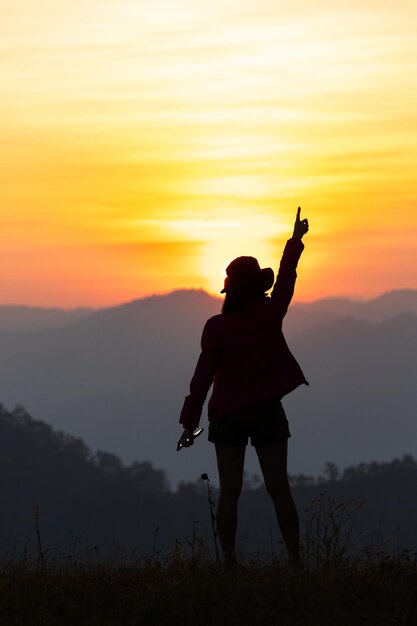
[221,291,267,314]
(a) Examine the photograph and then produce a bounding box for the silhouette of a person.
[177,208,309,567]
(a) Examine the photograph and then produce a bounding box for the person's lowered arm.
[177,320,219,449]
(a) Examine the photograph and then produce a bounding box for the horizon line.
[0,286,416,312]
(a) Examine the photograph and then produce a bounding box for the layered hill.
[1,404,416,558]
[0,289,415,486]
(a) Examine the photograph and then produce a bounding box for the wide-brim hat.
[220,256,274,295]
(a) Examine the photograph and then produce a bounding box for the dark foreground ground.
[0,558,416,626]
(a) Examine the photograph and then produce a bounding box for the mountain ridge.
[1,288,416,333]
[0,288,415,486]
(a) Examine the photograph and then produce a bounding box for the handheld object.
[177,427,204,451]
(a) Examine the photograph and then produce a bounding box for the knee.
[265,479,291,500]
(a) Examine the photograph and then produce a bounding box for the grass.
[0,557,416,625]
[1,494,416,625]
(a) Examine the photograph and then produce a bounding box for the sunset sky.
[1,0,416,307]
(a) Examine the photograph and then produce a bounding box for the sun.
[198,239,269,295]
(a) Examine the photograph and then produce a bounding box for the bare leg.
[255,441,302,566]
[215,445,246,566]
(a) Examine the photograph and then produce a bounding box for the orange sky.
[1,0,416,307]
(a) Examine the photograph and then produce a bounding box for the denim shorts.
[208,395,291,447]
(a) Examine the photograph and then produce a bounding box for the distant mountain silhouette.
[1,288,415,335]
[283,289,417,338]
[0,305,94,332]
[0,289,415,486]
[298,289,417,319]
[285,311,416,481]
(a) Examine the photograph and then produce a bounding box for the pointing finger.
[296,206,301,221]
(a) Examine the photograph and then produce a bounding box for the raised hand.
[293,207,309,239]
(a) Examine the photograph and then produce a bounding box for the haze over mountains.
[0,289,415,487]
[0,305,93,332]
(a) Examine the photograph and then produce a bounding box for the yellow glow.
[163,215,288,241]
[0,0,416,306]
[198,238,280,296]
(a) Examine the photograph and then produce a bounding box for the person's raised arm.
[292,206,309,240]
[270,207,309,317]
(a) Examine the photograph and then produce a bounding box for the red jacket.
[179,238,308,431]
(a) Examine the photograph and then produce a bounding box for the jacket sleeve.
[270,237,305,318]
[179,319,219,431]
